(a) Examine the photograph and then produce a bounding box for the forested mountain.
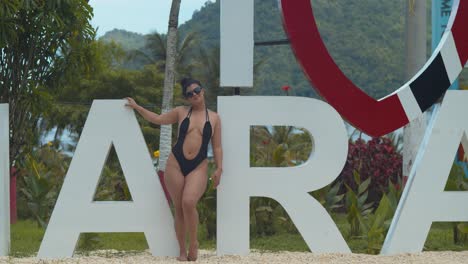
[179,0,408,98]
[101,29,147,51]
[100,0,436,99]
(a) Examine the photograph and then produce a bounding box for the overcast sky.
[88,0,211,36]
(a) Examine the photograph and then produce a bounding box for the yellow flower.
[153,150,160,158]
[47,141,53,147]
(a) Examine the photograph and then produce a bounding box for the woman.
[125,78,223,261]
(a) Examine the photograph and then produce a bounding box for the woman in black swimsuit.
[125,78,223,261]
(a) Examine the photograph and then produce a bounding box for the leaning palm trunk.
[159,0,181,176]
[403,0,427,179]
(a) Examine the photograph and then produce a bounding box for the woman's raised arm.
[125,97,180,125]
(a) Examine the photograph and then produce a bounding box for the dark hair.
[180,77,202,97]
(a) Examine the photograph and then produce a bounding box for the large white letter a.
[38,100,178,258]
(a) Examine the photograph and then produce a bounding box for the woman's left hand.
[212,168,222,189]
[125,97,139,109]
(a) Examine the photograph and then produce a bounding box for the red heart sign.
[281,0,468,137]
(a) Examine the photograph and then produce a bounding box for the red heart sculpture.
[281,0,468,137]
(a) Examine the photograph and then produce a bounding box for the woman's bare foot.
[177,251,188,261]
[187,241,199,261]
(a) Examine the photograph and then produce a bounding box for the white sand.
[2,250,468,264]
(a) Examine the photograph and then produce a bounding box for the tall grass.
[10,216,468,257]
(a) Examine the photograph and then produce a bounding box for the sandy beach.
[2,250,468,264]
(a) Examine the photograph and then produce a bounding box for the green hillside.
[101,1,433,99]
[100,29,147,51]
[179,0,407,98]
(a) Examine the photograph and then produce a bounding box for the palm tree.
[128,31,199,77]
[159,0,181,177]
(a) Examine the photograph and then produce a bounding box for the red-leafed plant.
[339,136,402,203]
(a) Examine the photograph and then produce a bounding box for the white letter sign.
[220,0,253,87]
[0,104,9,256]
[38,100,178,258]
[217,96,350,255]
[382,91,468,254]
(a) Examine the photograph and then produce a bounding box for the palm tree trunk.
[158,0,181,176]
[403,0,427,180]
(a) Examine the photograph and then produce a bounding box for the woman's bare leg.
[182,161,208,261]
[165,155,187,261]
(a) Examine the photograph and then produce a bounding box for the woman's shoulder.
[174,105,190,113]
[207,109,220,123]
[207,108,219,116]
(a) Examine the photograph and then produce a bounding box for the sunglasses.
[186,86,202,98]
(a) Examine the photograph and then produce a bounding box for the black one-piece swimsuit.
[172,107,212,176]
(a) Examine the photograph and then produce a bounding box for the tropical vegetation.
[2,0,468,257]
